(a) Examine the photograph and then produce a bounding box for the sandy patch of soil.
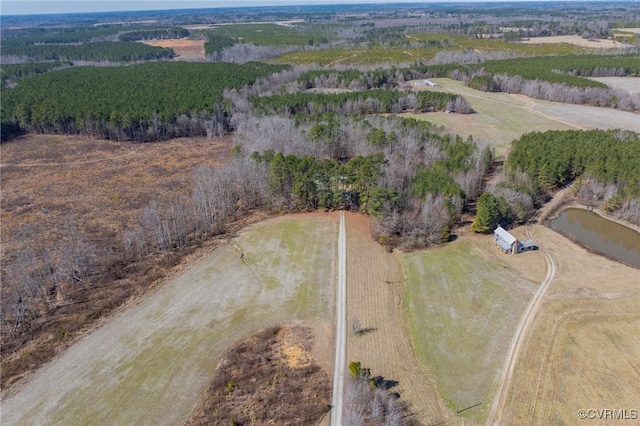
[520,35,626,49]
[141,38,205,61]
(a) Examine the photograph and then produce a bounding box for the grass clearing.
[141,39,205,61]
[2,213,337,425]
[584,76,640,94]
[402,234,543,421]
[410,78,640,158]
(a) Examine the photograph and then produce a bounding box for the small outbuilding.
[517,239,538,253]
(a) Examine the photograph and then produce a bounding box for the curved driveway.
[486,224,557,425]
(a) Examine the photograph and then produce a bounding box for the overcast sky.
[1,0,496,16]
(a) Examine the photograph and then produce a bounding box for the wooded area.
[1,62,288,141]
[1,41,175,62]
[474,129,640,233]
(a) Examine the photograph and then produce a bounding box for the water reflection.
[549,208,640,268]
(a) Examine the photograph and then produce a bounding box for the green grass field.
[410,78,626,158]
[3,214,337,425]
[412,78,578,157]
[402,237,538,420]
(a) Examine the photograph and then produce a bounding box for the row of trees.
[118,27,189,41]
[1,41,175,62]
[1,62,72,87]
[250,89,472,116]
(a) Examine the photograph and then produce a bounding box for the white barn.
[493,225,538,254]
[493,225,518,254]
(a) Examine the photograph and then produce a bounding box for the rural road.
[486,223,557,425]
[330,212,347,426]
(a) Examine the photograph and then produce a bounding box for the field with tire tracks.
[501,226,640,425]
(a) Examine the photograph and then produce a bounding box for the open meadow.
[585,76,640,94]
[1,213,337,425]
[402,229,545,422]
[502,225,640,425]
[411,78,640,158]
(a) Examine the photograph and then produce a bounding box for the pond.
[549,208,640,268]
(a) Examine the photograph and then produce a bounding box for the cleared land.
[344,213,451,425]
[141,38,205,60]
[520,35,625,49]
[402,230,544,422]
[585,76,640,94]
[411,78,640,158]
[1,213,337,425]
[502,225,640,425]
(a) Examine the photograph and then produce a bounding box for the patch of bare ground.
[344,212,452,425]
[520,35,625,49]
[502,225,640,425]
[187,325,331,425]
[141,38,206,61]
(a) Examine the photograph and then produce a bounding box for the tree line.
[118,27,189,42]
[1,62,72,87]
[0,41,175,62]
[473,129,640,233]
[1,61,288,142]
[250,89,472,116]
[1,25,182,46]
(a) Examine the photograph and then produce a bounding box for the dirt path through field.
[486,188,572,425]
[330,212,347,425]
[344,213,451,424]
[486,223,557,425]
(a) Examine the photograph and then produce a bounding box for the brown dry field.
[344,212,454,425]
[1,135,229,268]
[520,35,626,49]
[0,134,232,386]
[502,225,640,425]
[141,38,205,61]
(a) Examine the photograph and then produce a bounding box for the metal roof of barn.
[494,225,517,245]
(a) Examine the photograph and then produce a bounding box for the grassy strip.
[402,238,537,420]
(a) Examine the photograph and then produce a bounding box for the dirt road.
[485,224,557,425]
[330,212,347,425]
